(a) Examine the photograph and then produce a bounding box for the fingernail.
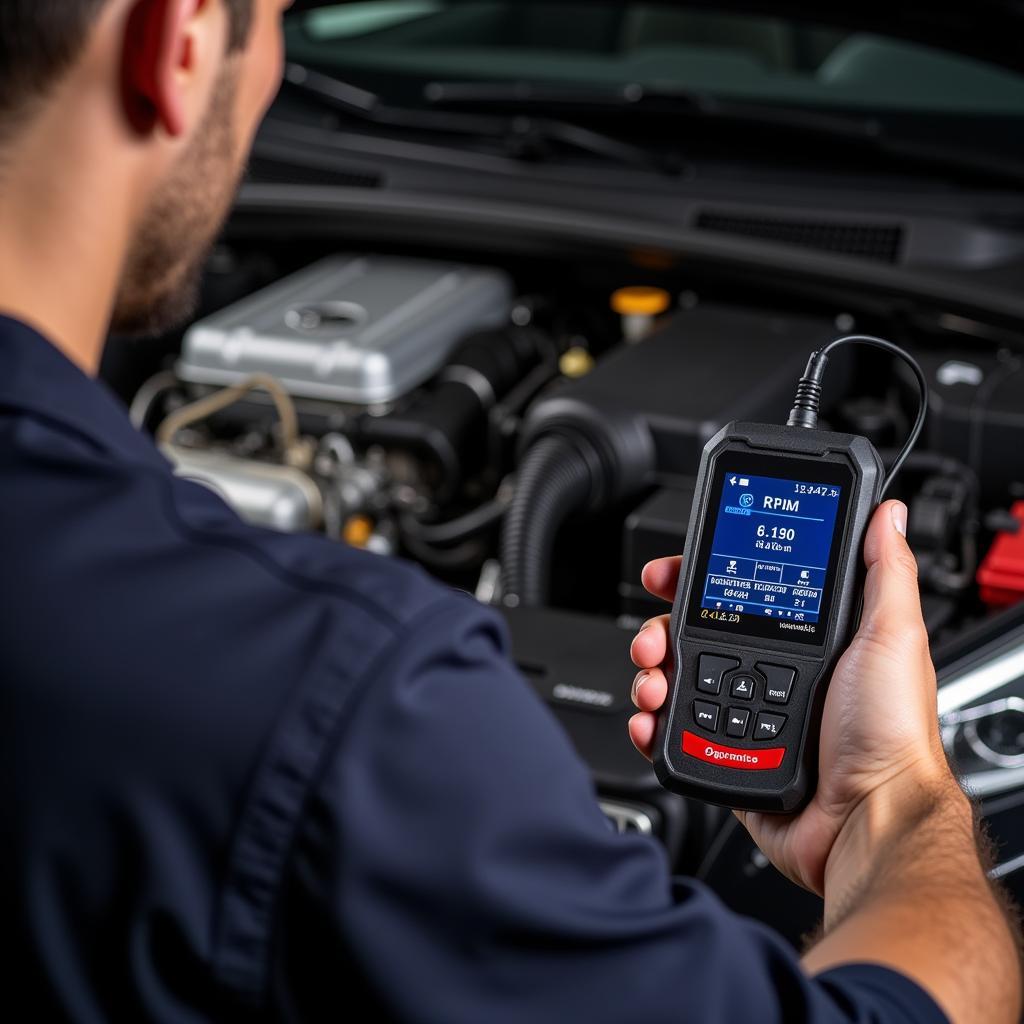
[632,671,650,702]
[891,501,908,538]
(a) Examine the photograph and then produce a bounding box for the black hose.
[501,434,596,607]
[400,496,509,548]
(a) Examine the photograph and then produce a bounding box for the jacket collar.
[0,315,171,471]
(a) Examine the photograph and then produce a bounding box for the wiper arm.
[283,64,681,177]
[424,79,876,135]
[426,80,1024,189]
[285,63,507,135]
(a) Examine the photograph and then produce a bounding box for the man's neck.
[0,102,137,377]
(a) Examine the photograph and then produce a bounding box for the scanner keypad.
[686,655,799,763]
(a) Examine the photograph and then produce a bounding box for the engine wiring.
[155,373,305,467]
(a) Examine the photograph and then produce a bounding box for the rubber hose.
[501,434,596,607]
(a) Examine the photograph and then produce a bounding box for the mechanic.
[0,2,1018,1022]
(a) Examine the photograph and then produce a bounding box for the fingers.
[631,667,668,712]
[628,712,657,761]
[641,556,682,603]
[858,500,928,652]
[629,557,681,761]
[630,614,669,669]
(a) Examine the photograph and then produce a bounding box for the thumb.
[858,500,926,652]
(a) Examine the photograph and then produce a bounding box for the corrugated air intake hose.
[500,434,599,607]
[500,398,656,608]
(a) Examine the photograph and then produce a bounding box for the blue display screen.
[699,472,843,625]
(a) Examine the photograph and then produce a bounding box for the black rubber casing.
[653,422,883,813]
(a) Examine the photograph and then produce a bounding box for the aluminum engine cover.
[177,255,512,405]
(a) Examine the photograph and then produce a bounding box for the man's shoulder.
[4,402,457,630]
[0,402,506,746]
[0,380,515,1016]
[155,466,494,648]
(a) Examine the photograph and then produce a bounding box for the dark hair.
[0,0,254,141]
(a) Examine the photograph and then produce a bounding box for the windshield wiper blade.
[425,79,879,136]
[425,80,650,110]
[425,80,1024,189]
[285,64,683,175]
[282,64,682,177]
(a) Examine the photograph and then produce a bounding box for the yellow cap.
[559,347,595,379]
[611,286,671,317]
[344,515,375,548]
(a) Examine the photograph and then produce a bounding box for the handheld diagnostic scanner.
[653,337,928,813]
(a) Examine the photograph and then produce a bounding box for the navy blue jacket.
[0,317,945,1022]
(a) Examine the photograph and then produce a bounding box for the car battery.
[977,502,1024,608]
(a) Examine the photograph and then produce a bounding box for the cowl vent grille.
[695,211,903,263]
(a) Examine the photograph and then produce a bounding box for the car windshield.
[285,1,1024,116]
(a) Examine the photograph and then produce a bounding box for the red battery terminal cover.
[977,501,1024,608]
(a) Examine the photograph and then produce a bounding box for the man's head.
[0,0,289,337]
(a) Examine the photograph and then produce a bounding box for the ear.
[122,0,211,137]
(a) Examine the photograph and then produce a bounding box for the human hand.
[628,500,952,895]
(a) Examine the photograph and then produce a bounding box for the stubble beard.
[111,64,244,338]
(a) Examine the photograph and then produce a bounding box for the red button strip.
[682,731,785,771]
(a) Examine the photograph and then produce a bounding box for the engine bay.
[124,247,1024,628]
[109,238,1024,943]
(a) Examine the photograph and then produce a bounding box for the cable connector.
[787,353,828,430]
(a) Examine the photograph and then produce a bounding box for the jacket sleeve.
[276,598,948,1024]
